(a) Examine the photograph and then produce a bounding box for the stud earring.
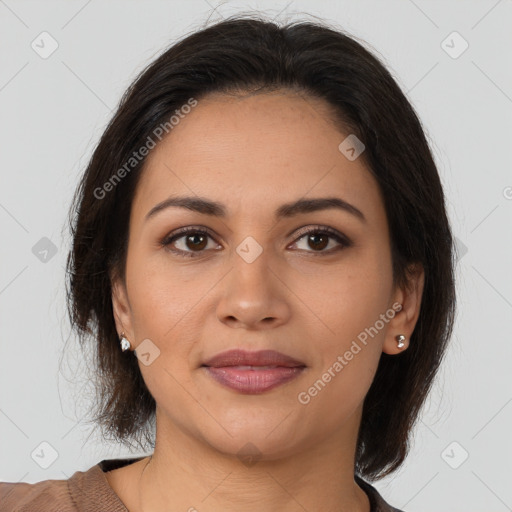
[396,334,406,349]
[119,332,131,352]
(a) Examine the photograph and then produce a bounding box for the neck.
[137,408,370,512]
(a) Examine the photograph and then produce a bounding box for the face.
[112,90,423,460]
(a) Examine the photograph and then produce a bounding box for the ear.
[382,263,425,355]
[111,273,134,343]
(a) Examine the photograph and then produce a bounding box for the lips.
[202,349,305,368]
[201,349,306,394]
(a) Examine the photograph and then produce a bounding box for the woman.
[0,14,455,512]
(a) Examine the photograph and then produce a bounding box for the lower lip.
[203,366,305,394]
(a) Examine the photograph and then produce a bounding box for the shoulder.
[355,475,405,512]
[0,461,130,512]
[0,476,73,512]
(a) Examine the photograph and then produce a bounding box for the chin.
[204,430,301,463]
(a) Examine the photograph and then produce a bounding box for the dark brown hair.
[66,14,456,480]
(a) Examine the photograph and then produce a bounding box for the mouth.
[202,348,306,368]
[201,349,306,394]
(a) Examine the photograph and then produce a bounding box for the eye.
[161,227,220,258]
[289,226,351,254]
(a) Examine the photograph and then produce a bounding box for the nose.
[215,246,291,330]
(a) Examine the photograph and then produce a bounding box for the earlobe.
[382,263,425,355]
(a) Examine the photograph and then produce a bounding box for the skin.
[107,89,424,512]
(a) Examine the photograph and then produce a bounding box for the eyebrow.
[145,195,366,223]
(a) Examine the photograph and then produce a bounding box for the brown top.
[0,457,404,511]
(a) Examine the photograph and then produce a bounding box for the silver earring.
[396,334,406,349]
[120,332,131,352]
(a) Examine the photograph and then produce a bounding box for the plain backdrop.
[1,1,511,511]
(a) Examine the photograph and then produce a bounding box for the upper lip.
[202,349,306,368]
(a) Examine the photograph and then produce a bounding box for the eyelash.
[160,225,352,258]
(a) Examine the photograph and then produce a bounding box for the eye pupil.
[308,233,329,251]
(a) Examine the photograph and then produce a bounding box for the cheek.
[294,252,393,401]
[124,249,207,373]
[294,249,393,338]
[126,244,201,326]
[125,252,204,410]
[295,262,391,419]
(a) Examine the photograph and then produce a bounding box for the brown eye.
[162,228,220,258]
[291,226,351,254]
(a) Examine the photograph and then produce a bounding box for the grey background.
[1,1,511,510]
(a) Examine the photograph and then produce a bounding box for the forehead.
[131,90,383,223]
